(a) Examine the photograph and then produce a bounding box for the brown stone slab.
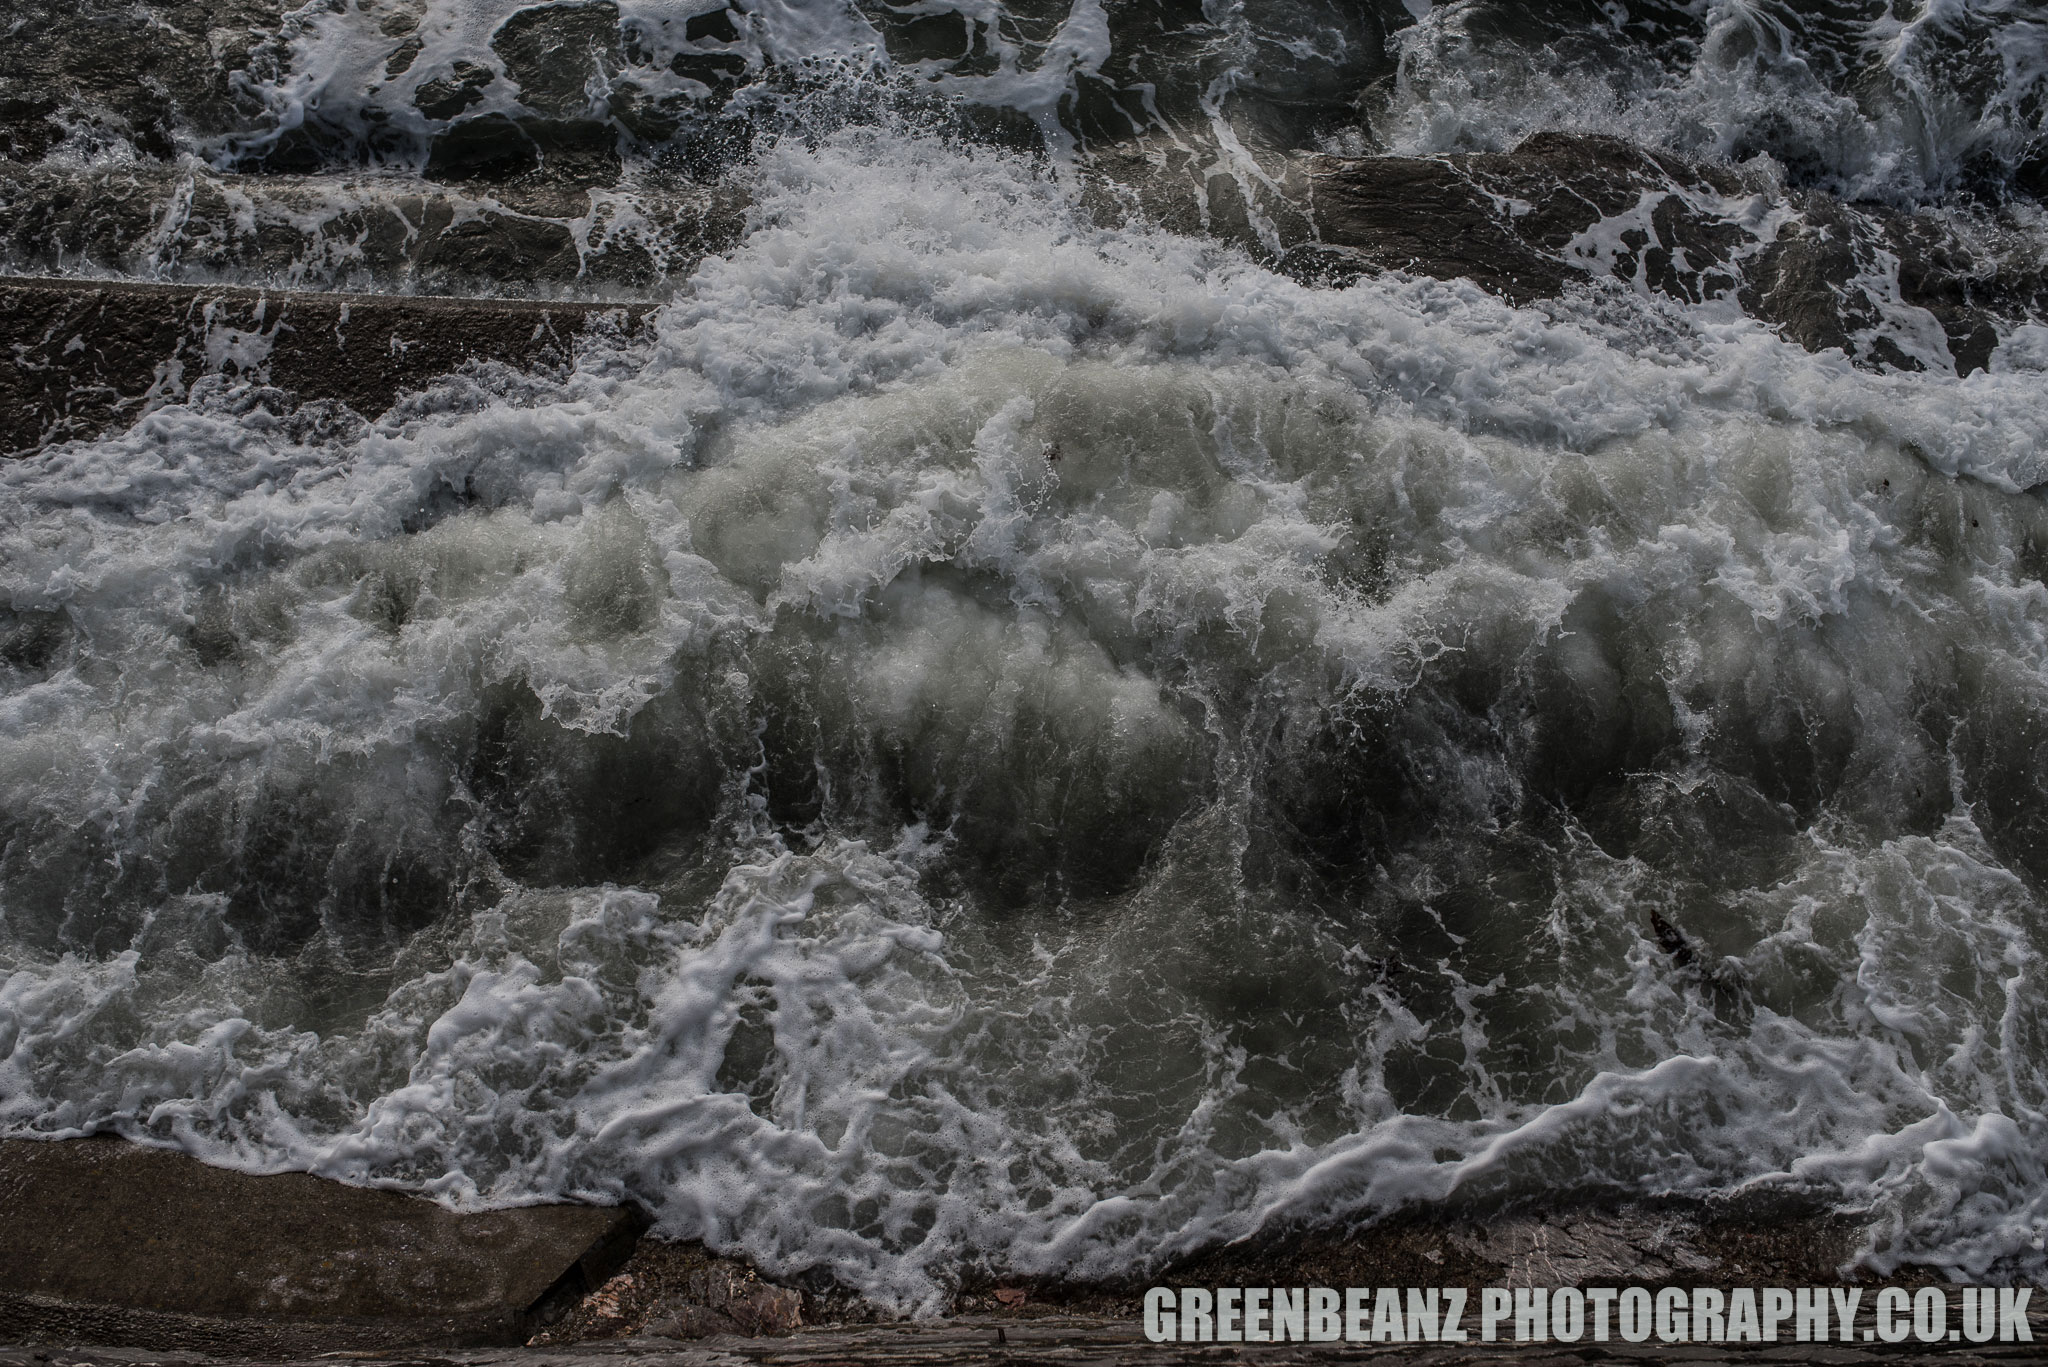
[0,1136,644,1354]
[0,277,658,456]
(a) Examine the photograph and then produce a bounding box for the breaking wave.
[4,0,2048,1313]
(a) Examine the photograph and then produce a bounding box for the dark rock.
[1299,133,2048,374]
[684,8,742,44]
[608,83,690,143]
[426,113,544,181]
[6,1310,2047,1365]
[0,0,287,163]
[0,164,743,295]
[0,1135,645,1353]
[0,1173,2020,1364]
[413,204,586,283]
[0,278,658,454]
[1300,133,1752,306]
[1303,156,1570,304]
[509,1195,2044,1365]
[492,3,624,119]
[1162,1194,1869,1298]
[424,114,624,186]
[645,1268,804,1339]
[873,7,972,64]
[669,51,751,102]
[1740,204,1868,357]
[1055,0,1397,234]
[524,1240,806,1345]
[385,35,426,78]
[414,61,497,121]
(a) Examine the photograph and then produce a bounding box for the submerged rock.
[1297,153,1572,305]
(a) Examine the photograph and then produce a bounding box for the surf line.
[1141,1285,2036,1344]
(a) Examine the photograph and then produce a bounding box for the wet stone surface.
[528,1245,806,1345]
[0,278,659,453]
[0,0,288,162]
[0,164,746,295]
[0,1137,644,1354]
[1298,133,2048,376]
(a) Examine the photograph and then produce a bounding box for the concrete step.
[0,1137,644,1356]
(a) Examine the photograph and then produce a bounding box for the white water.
[1381,0,2048,204]
[5,127,2048,1306]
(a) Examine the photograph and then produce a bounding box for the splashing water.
[5,0,2048,1315]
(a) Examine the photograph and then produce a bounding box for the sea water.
[3,0,2047,1312]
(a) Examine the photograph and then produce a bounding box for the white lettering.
[1441,1287,1469,1341]
[1692,1287,1724,1342]
[1481,1287,1511,1342]
[2000,1287,2033,1342]
[1762,1286,1793,1341]
[1345,1287,1370,1342]
[1216,1287,1242,1343]
[1875,1287,1910,1344]
[1307,1287,1340,1342]
[1962,1287,1996,1343]
[1179,1287,1212,1343]
[1552,1287,1585,1343]
[1404,1287,1438,1341]
[1655,1287,1688,1343]
[1913,1287,1946,1343]
[1514,1286,1547,1342]
[1133,1284,1993,1351]
[1618,1287,1653,1342]
[1586,1286,1618,1341]
[1372,1287,1403,1343]
[1143,1287,1175,1343]
[1725,1287,1760,1342]
[1272,1287,1304,1341]
[1795,1287,1828,1341]
[1832,1287,1862,1343]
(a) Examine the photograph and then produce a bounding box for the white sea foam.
[4,128,2048,1309]
[1381,0,2048,205]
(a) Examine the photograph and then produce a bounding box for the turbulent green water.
[4,0,2048,1311]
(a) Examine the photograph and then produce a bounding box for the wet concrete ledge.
[0,277,658,457]
[0,1137,644,1356]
